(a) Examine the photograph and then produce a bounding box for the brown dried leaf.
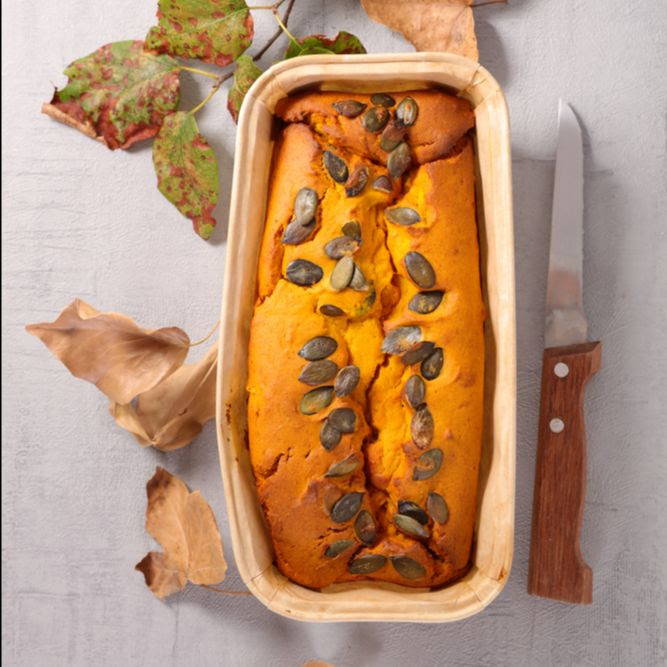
[26,299,189,404]
[360,0,479,60]
[110,344,217,451]
[136,467,227,599]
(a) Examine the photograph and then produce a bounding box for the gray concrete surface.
[2,0,666,665]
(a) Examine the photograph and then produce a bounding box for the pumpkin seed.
[404,375,426,409]
[350,263,369,291]
[386,207,421,226]
[426,491,449,525]
[282,219,315,245]
[401,341,435,365]
[354,510,377,546]
[319,420,342,450]
[341,220,361,241]
[362,106,390,133]
[372,175,392,193]
[334,365,360,397]
[397,500,429,525]
[319,304,345,317]
[408,290,444,314]
[411,405,434,449]
[327,407,356,433]
[298,359,338,386]
[324,539,355,558]
[379,118,407,152]
[300,386,334,415]
[324,236,360,259]
[293,187,318,225]
[298,335,338,360]
[404,251,436,289]
[330,256,354,291]
[396,96,419,126]
[393,513,430,539]
[381,326,422,355]
[348,553,387,574]
[324,453,360,477]
[412,448,443,480]
[390,555,426,580]
[370,93,395,107]
[332,99,367,118]
[345,165,369,197]
[387,142,411,178]
[323,150,349,183]
[330,491,364,523]
[421,347,444,380]
[286,259,323,286]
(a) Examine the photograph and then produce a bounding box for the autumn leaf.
[111,344,217,451]
[146,0,253,67]
[42,41,180,150]
[360,0,479,61]
[136,467,227,599]
[153,112,219,240]
[227,55,262,123]
[26,299,189,404]
[284,31,366,59]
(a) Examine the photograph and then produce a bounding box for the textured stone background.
[2,1,666,665]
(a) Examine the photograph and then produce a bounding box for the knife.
[527,100,601,604]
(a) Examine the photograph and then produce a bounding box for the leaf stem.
[189,85,220,115]
[271,6,299,47]
[253,0,297,61]
[178,65,219,80]
[188,320,220,347]
[471,0,507,7]
[201,584,252,596]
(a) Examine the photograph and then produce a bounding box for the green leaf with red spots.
[284,31,367,59]
[146,0,253,67]
[153,112,219,240]
[227,55,262,123]
[42,41,180,150]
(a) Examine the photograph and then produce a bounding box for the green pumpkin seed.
[370,93,395,107]
[330,491,364,523]
[393,513,430,539]
[300,386,334,415]
[341,220,361,241]
[404,375,426,409]
[401,341,435,365]
[324,236,360,259]
[387,142,411,179]
[324,453,360,477]
[348,553,387,574]
[390,555,426,580]
[411,405,434,449]
[350,263,369,291]
[319,304,345,317]
[379,118,407,152]
[354,510,377,546]
[421,347,444,380]
[413,448,443,480]
[298,336,338,360]
[324,539,355,558]
[327,407,356,433]
[345,165,369,197]
[362,106,390,133]
[396,96,419,126]
[426,492,449,525]
[323,151,349,183]
[386,207,421,226]
[404,251,436,289]
[286,259,323,286]
[334,365,360,397]
[397,500,429,525]
[408,290,444,314]
[319,420,342,450]
[372,175,392,193]
[381,326,422,355]
[330,256,354,291]
[298,359,338,386]
[282,219,315,245]
[293,187,318,225]
[332,100,367,118]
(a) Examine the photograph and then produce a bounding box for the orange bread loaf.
[247,90,484,589]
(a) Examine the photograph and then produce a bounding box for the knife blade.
[528,100,602,604]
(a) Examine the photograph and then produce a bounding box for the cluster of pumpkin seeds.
[324,220,370,294]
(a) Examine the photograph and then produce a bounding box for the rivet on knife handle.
[528,341,601,604]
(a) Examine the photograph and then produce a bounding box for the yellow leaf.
[136,467,227,599]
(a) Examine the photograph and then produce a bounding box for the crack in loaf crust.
[247,89,484,589]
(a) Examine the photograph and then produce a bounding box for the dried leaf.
[26,299,189,404]
[360,0,479,60]
[227,55,262,123]
[153,112,219,240]
[284,31,366,59]
[136,467,227,599]
[110,344,217,451]
[146,0,253,67]
[42,41,180,150]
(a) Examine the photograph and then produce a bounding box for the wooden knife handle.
[528,341,601,603]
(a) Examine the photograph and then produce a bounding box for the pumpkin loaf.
[247,90,484,589]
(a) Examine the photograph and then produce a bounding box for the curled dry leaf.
[25,299,189,404]
[111,344,217,451]
[136,467,227,599]
[360,0,479,60]
[227,54,262,123]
